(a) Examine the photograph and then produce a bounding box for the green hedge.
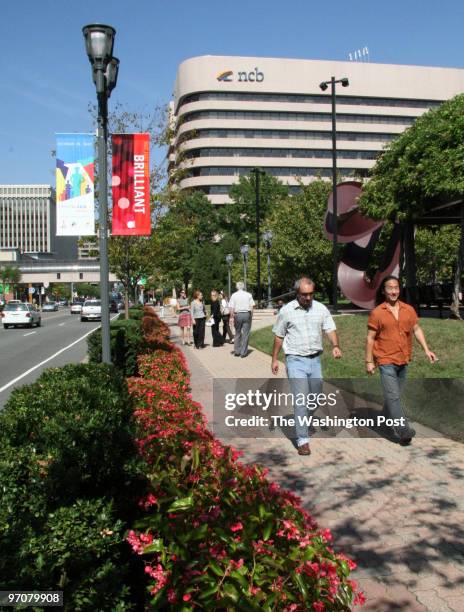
[0,363,146,609]
[88,319,143,376]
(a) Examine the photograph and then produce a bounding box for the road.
[0,308,119,409]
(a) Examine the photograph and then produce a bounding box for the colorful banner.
[56,133,95,236]
[111,133,151,235]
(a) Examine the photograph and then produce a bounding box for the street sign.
[44,282,50,288]
[28,287,35,294]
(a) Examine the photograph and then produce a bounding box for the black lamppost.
[82,24,119,364]
[263,229,273,308]
[319,76,349,314]
[250,167,265,306]
[240,244,249,290]
[226,253,233,297]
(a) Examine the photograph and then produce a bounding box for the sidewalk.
[166,313,464,611]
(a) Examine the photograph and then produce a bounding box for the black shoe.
[234,353,240,357]
[398,428,416,446]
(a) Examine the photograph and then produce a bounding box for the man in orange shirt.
[365,275,437,445]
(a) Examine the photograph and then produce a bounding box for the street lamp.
[263,229,273,308]
[319,76,349,314]
[226,253,233,297]
[82,23,119,364]
[240,244,249,290]
[250,167,265,306]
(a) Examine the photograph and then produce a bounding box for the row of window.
[200,184,319,195]
[0,188,51,197]
[180,91,442,110]
[184,147,380,160]
[186,167,370,178]
[178,128,398,143]
[181,110,415,126]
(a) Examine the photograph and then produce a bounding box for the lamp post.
[82,24,119,364]
[263,229,273,308]
[226,253,233,297]
[319,76,349,314]
[250,167,265,306]
[240,244,249,290]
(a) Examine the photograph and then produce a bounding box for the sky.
[2,0,464,185]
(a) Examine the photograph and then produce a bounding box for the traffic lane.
[0,314,120,409]
[0,309,89,361]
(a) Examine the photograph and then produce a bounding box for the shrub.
[88,319,143,376]
[126,337,365,609]
[0,363,146,609]
[128,306,144,320]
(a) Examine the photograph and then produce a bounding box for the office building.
[0,184,77,260]
[170,56,464,204]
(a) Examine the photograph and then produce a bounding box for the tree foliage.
[266,180,334,297]
[359,94,464,220]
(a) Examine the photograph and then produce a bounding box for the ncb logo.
[216,67,264,83]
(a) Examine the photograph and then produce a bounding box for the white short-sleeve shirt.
[272,299,336,355]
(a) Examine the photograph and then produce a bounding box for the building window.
[57,273,61,279]
[79,273,84,280]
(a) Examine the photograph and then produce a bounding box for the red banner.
[111,133,151,235]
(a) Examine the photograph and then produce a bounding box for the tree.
[359,94,464,317]
[265,180,334,299]
[221,172,288,247]
[0,265,21,300]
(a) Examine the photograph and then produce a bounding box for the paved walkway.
[165,312,464,611]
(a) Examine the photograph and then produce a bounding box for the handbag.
[205,316,214,327]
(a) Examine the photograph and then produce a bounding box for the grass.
[249,314,464,441]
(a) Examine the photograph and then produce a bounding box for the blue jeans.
[286,354,323,447]
[378,364,413,438]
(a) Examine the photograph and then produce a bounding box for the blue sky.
[2,0,464,184]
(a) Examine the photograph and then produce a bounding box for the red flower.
[230,522,243,532]
[182,593,191,602]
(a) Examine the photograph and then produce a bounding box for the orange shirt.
[367,301,418,366]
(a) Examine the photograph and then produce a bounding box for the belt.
[236,311,251,313]
[288,351,321,358]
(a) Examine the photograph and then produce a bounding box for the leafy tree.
[359,94,464,317]
[222,172,288,246]
[191,243,228,299]
[415,225,461,284]
[0,265,21,300]
[265,180,334,299]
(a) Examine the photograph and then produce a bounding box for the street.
[0,308,119,409]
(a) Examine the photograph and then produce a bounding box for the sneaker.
[297,443,311,456]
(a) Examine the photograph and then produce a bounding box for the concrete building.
[170,56,464,204]
[0,184,77,260]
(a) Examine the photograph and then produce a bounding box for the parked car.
[42,301,59,312]
[1,302,41,329]
[81,299,102,322]
[58,298,69,307]
[70,299,84,315]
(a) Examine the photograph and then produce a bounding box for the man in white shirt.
[271,277,342,455]
[229,281,255,358]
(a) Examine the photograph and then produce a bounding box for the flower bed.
[126,314,365,610]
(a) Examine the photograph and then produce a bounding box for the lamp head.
[105,57,120,96]
[226,254,234,265]
[319,81,328,92]
[240,244,249,257]
[82,24,116,67]
[341,77,349,87]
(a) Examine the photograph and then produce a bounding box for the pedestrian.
[191,290,206,349]
[220,291,234,343]
[271,277,342,456]
[210,290,225,347]
[365,275,437,445]
[176,289,192,346]
[229,281,255,357]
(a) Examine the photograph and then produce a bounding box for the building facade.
[0,184,77,260]
[170,56,464,204]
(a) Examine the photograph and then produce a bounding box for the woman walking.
[191,290,206,349]
[220,291,234,343]
[210,290,225,347]
[176,289,192,345]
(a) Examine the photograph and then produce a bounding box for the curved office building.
[170,56,464,204]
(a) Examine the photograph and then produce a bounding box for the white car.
[70,300,84,314]
[81,299,102,322]
[1,302,41,329]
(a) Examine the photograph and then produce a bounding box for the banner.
[56,133,95,236]
[111,133,151,235]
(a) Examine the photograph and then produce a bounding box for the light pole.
[240,244,249,290]
[83,24,119,364]
[226,253,233,297]
[319,76,349,314]
[263,229,273,308]
[250,167,265,306]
